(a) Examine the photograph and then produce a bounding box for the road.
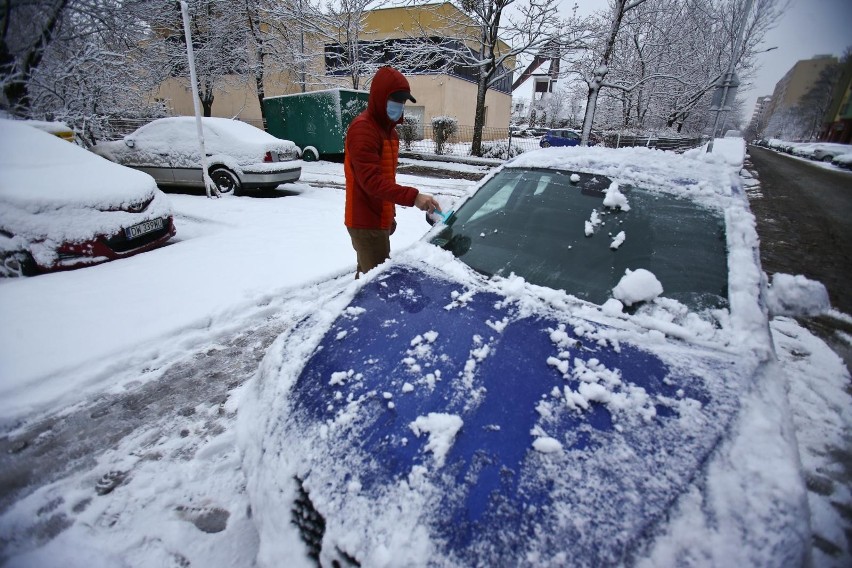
[745,146,852,314]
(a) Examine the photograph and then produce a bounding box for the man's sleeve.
[346,121,418,206]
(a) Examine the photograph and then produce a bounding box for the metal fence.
[398,124,541,159]
[602,133,705,153]
[93,116,703,159]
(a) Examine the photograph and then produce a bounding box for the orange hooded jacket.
[344,67,419,230]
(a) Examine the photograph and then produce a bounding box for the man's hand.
[414,192,441,214]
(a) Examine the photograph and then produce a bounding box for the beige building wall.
[157,70,308,125]
[765,55,837,118]
[406,75,511,131]
[156,3,513,130]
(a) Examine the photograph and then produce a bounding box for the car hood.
[267,262,762,566]
[1,121,159,211]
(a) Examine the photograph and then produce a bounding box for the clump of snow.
[532,436,563,453]
[603,181,630,211]
[601,299,624,316]
[585,209,602,236]
[612,269,663,306]
[766,273,830,317]
[610,231,626,249]
[570,173,581,183]
[409,413,463,468]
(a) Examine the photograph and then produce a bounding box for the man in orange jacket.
[344,66,441,277]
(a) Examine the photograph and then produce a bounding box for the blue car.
[539,128,599,148]
[240,147,808,567]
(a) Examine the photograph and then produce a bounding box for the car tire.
[1,251,37,277]
[301,146,319,162]
[821,155,833,163]
[210,167,241,195]
[541,141,551,148]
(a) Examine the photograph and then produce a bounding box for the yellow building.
[157,2,513,131]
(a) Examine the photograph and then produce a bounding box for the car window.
[431,168,728,311]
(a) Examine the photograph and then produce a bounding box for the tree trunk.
[201,78,214,117]
[471,73,489,156]
[246,2,267,130]
[580,0,648,145]
[1,0,69,114]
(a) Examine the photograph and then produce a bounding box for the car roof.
[141,116,295,148]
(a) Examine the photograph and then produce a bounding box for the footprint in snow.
[176,505,230,534]
[95,470,128,495]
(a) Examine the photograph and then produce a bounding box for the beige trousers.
[347,228,391,277]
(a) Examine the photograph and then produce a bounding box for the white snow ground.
[0,156,849,567]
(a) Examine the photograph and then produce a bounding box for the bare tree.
[144,0,250,117]
[577,0,649,145]
[576,0,784,141]
[398,0,588,156]
[0,0,175,143]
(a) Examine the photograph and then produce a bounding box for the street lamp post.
[180,1,218,197]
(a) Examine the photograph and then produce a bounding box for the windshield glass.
[430,167,728,310]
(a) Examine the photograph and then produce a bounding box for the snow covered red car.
[91,117,301,195]
[0,119,175,276]
[239,146,809,567]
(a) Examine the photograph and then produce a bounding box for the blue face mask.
[386,100,404,121]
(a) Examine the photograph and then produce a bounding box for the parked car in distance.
[540,128,600,148]
[92,117,301,195]
[832,152,852,169]
[0,119,175,276]
[812,143,852,163]
[240,146,808,567]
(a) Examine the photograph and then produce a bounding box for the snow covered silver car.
[92,117,301,195]
[0,119,175,276]
[812,142,852,163]
[239,146,809,567]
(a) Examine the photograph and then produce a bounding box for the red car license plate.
[125,218,164,239]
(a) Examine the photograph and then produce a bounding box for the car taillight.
[264,151,273,162]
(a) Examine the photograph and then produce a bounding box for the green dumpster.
[263,88,369,161]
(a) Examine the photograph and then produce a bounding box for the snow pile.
[685,137,746,171]
[603,181,630,210]
[766,273,831,317]
[612,268,663,306]
[409,413,464,468]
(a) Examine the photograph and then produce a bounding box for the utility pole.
[180,1,218,197]
[707,0,754,153]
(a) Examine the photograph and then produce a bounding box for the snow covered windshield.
[430,167,728,310]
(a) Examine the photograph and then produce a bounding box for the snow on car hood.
[240,242,771,567]
[0,119,172,244]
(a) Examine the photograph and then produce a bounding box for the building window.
[324,38,513,94]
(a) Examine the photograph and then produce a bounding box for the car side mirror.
[124,138,135,149]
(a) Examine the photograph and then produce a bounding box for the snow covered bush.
[481,140,524,160]
[397,116,420,150]
[431,116,458,155]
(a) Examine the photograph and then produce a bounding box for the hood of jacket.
[368,66,412,130]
